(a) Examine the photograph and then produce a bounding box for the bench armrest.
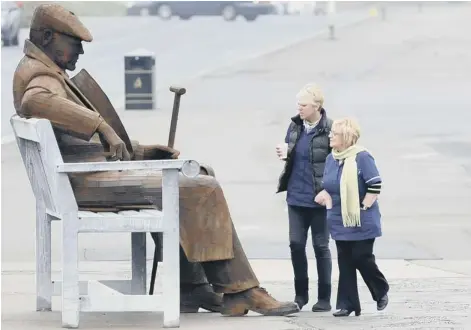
[56,159,200,177]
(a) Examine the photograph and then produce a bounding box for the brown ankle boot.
[180,284,223,313]
[221,287,300,316]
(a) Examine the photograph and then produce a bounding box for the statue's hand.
[167,147,180,159]
[147,145,180,160]
[131,143,180,160]
[98,121,131,161]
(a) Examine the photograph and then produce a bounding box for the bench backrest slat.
[11,116,78,214]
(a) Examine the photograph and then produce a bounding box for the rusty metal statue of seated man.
[13,4,299,317]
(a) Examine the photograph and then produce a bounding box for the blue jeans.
[288,205,332,299]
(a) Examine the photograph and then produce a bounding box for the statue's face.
[42,30,84,71]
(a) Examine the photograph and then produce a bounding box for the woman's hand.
[276,143,288,160]
[315,190,332,209]
[362,193,378,209]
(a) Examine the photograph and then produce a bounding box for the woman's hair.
[296,83,324,109]
[332,117,361,147]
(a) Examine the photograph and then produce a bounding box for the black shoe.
[312,300,332,312]
[377,294,388,311]
[294,294,309,310]
[312,283,331,312]
[333,309,361,317]
[294,279,309,310]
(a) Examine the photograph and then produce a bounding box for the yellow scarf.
[332,145,367,227]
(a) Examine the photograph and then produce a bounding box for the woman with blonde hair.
[315,117,389,317]
[276,83,333,312]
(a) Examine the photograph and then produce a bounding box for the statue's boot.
[181,284,223,313]
[179,245,222,313]
[221,287,299,316]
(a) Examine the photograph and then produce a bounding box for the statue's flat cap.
[30,4,92,42]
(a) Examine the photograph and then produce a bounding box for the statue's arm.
[20,75,104,141]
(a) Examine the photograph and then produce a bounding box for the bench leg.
[131,233,147,295]
[61,212,80,328]
[36,204,52,311]
[162,169,180,328]
[163,229,179,328]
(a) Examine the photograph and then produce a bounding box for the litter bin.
[124,49,156,110]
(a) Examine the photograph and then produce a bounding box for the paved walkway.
[2,259,471,329]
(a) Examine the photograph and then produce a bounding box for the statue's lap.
[70,170,220,210]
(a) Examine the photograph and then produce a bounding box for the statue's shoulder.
[13,54,67,111]
[15,55,41,78]
[15,55,62,84]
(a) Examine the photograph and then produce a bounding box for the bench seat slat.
[78,211,102,218]
[118,210,142,216]
[77,210,163,219]
[78,210,164,232]
[98,212,120,217]
[78,217,164,232]
[140,209,163,216]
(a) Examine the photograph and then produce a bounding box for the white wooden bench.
[10,115,201,328]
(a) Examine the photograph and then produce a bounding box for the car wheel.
[243,14,257,21]
[3,38,10,47]
[221,5,237,21]
[157,4,172,20]
[11,34,19,46]
[179,15,192,20]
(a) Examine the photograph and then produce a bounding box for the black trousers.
[288,205,332,299]
[335,239,389,312]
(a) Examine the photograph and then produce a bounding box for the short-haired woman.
[315,117,389,317]
[276,83,333,312]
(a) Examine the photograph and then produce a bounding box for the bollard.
[124,49,156,110]
[327,0,336,40]
[328,25,335,40]
[380,6,387,21]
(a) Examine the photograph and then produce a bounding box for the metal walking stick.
[149,86,186,295]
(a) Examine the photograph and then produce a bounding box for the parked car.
[2,1,22,46]
[126,1,275,21]
[273,1,325,16]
